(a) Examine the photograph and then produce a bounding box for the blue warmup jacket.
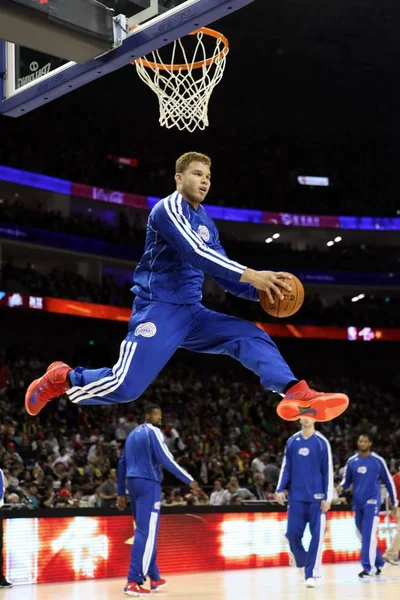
[117,423,193,494]
[132,191,259,304]
[340,452,398,509]
[276,431,333,502]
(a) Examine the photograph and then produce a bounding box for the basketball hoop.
[132,27,229,133]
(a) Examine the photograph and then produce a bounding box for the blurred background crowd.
[1,0,400,515]
[1,350,399,509]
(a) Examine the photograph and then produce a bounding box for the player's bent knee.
[117,380,147,403]
[286,531,300,542]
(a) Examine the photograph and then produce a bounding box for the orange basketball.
[259,274,304,318]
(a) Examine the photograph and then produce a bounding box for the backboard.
[0,0,254,118]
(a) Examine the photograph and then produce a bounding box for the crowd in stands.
[1,351,399,509]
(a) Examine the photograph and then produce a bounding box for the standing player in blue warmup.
[275,416,333,588]
[339,433,398,578]
[25,152,349,422]
[116,404,197,597]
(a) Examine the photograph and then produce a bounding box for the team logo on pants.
[135,322,157,338]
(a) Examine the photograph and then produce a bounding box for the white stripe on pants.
[142,511,158,577]
[369,516,379,571]
[313,514,326,577]
[68,340,137,403]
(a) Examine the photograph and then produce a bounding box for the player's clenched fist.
[240,269,293,304]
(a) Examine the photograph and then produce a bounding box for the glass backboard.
[0,0,254,117]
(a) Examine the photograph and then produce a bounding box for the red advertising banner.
[1,291,399,341]
[3,511,396,585]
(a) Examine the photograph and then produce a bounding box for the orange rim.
[130,27,229,71]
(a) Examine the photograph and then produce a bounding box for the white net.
[134,29,229,133]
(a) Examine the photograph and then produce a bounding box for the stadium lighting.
[272,233,280,239]
[334,236,342,242]
[297,176,329,187]
[265,238,273,243]
[326,241,334,247]
[351,294,365,303]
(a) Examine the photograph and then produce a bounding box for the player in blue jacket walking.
[276,417,333,588]
[116,404,197,597]
[340,433,398,578]
[25,152,348,422]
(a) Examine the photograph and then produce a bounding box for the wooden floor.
[3,563,400,599]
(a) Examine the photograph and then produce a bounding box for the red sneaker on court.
[277,380,349,422]
[25,361,72,416]
[124,582,151,596]
[150,578,167,592]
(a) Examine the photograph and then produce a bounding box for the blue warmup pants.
[355,505,384,573]
[286,500,326,580]
[67,298,296,405]
[126,477,161,584]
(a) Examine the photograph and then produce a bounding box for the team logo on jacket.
[134,322,157,338]
[298,448,310,456]
[357,466,367,474]
[198,225,210,242]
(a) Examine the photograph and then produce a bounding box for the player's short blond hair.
[175,152,211,174]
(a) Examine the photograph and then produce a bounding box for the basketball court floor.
[2,563,400,599]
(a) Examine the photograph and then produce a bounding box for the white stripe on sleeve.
[276,446,289,491]
[148,424,193,481]
[175,194,246,272]
[340,454,358,488]
[316,432,334,503]
[372,452,398,506]
[163,193,245,275]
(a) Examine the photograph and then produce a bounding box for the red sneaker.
[124,582,151,596]
[150,578,167,592]
[277,380,349,422]
[25,361,72,416]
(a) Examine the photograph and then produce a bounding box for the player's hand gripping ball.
[259,274,304,318]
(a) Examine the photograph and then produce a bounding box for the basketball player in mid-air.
[25,152,349,421]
